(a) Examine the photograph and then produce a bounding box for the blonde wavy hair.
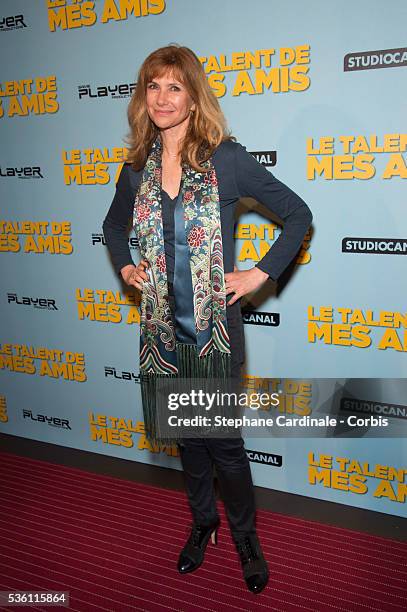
[125,44,234,172]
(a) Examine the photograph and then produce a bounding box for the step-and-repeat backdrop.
[1,1,406,518]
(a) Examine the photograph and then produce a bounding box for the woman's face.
[146,69,196,133]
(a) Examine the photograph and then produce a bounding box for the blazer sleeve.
[233,142,313,281]
[102,163,135,276]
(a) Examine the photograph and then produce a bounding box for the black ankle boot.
[233,532,269,594]
[177,519,220,574]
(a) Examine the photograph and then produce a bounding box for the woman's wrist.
[251,266,269,283]
[120,264,136,283]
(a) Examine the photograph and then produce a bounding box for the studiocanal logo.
[104,366,141,384]
[242,309,280,327]
[246,449,282,466]
[342,237,407,255]
[7,293,58,310]
[251,150,277,167]
[78,82,136,100]
[344,47,407,72]
[340,398,407,421]
[0,166,43,179]
[0,14,27,31]
[92,232,139,249]
[22,409,71,430]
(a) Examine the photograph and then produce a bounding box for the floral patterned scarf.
[133,135,231,440]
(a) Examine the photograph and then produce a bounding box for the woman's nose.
[157,88,169,105]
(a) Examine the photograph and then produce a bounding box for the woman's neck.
[159,118,189,161]
[160,133,181,161]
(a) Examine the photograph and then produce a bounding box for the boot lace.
[236,536,258,564]
[190,524,204,547]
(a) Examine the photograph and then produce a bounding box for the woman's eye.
[147,83,181,91]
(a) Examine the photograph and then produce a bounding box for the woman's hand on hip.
[224,266,269,306]
[120,260,149,290]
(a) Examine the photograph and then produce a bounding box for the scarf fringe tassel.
[141,343,232,446]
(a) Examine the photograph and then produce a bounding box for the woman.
[103,44,312,595]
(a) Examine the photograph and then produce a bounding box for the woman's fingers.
[124,268,143,288]
[136,267,149,281]
[227,290,241,306]
[121,259,151,289]
[133,269,147,285]
[120,262,150,290]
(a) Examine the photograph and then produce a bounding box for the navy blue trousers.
[177,361,256,537]
[177,435,256,536]
[168,279,255,535]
